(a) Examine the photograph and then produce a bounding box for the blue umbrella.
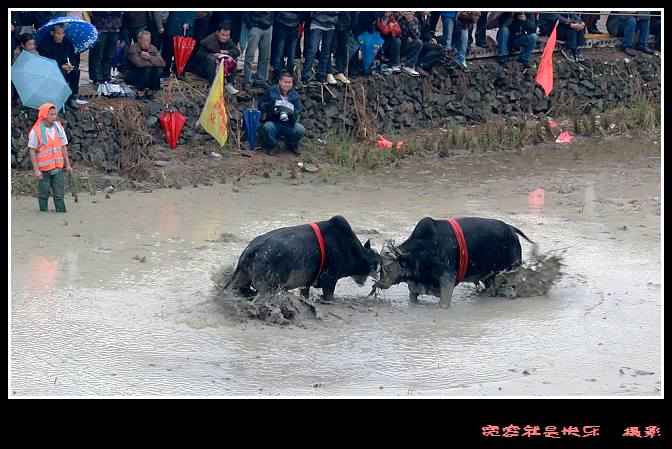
[35,16,99,54]
[357,31,384,76]
[243,105,261,151]
[11,50,72,111]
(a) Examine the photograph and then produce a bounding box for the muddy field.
[10,136,661,396]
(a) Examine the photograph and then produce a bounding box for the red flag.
[535,21,558,97]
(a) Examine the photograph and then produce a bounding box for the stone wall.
[11,50,660,171]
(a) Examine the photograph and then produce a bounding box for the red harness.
[445,218,469,285]
[309,223,326,285]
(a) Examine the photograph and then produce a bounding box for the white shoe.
[325,73,338,85]
[402,66,420,77]
[391,65,402,73]
[335,73,351,84]
[225,84,239,95]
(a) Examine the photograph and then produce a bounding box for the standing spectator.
[242,12,274,90]
[258,71,305,156]
[330,11,358,84]
[147,12,169,51]
[37,24,80,109]
[607,12,655,56]
[496,12,538,69]
[396,12,423,76]
[190,23,240,94]
[119,11,147,47]
[474,11,488,47]
[376,11,402,75]
[27,103,73,213]
[416,11,444,73]
[440,12,457,53]
[649,11,660,51]
[452,11,480,71]
[89,12,123,83]
[161,11,196,79]
[301,11,338,86]
[193,11,212,43]
[271,12,302,83]
[539,13,586,62]
[119,30,165,100]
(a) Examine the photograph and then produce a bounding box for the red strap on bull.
[446,218,469,285]
[309,223,326,286]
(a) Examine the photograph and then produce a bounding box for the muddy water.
[10,137,661,396]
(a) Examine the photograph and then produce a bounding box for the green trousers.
[37,168,66,212]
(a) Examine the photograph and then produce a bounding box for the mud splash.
[482,250,565,299]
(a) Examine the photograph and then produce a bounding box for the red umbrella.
[160,111,187,149]
[172,35,196,77]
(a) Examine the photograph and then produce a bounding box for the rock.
[581,80,596,90]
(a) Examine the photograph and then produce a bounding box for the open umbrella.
[357,31,384,76]
[11,50,72,111]
[173,34,197,77]
[160,111,187,149]
[243,102,261,150]
[35,16,99,54]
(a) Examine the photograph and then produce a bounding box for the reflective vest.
[31,121,66,172]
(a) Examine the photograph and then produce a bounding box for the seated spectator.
[13,32,39,63]
[190,22,241,94]
[496,12,538,69]
[396,11,423,76]
[607,12,655,56]
[539,13,586,62]
[258,71,305,156]
[119,30,165,101]
[376,11,403,75]
[415,11,444,73]
[581,12,604,34]
[36,24,80,109]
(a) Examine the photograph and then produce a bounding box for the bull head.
[376,240,409,289]
[352,239,381,286]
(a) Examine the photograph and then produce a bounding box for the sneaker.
[391,65,402,73]
[334,73,351,84]
[458,60,469,72]
[67,98,80,110]
[415,67,429,76]
[225,84,239,95]
[560,47,575,62]
[575,53,585,62]
[402,66,420,77]
[380,64,393,76]
[620,46,637,57]
[325,73,338,85]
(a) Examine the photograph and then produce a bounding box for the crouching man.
[258,71,306,156]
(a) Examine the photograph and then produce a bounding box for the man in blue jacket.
[258,71,306,156]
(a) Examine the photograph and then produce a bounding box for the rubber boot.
[54,200,67,213]
[38,198,49,212]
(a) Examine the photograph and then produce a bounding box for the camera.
[279,111,289,122]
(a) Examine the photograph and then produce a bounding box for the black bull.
[376,217,535,307]
[225,215,381,300]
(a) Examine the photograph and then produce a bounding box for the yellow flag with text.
[197,63,228,147]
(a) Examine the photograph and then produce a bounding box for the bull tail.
[223,265,241,290]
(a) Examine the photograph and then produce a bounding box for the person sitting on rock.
[415,11,444,73]
[376,11,403,75]
[190,21,241,94]
[36,23,80,109]
[119,30,165,101]
[606,12,655,57]
[496,12,538,69]
[539,12,585,63]
[395,11,423,76]
[258,71,305,156]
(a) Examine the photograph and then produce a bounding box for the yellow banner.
[197,63,228,147]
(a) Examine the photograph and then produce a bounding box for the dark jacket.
[166,12,197,37]
[192,32,241,65]
[501,13,537,37]
[37,36,76,67]
[310,12,339,29]
[243,12,274,30]
[276,12,302,28]
[416,12,436,42]
[539,13,581,36]
[259,85,302,124]
[353,11,384,36]
[122,12,148,29]
[90,12,124,33]
[336,11,358,32]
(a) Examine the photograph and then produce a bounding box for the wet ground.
[10,136,661,396]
